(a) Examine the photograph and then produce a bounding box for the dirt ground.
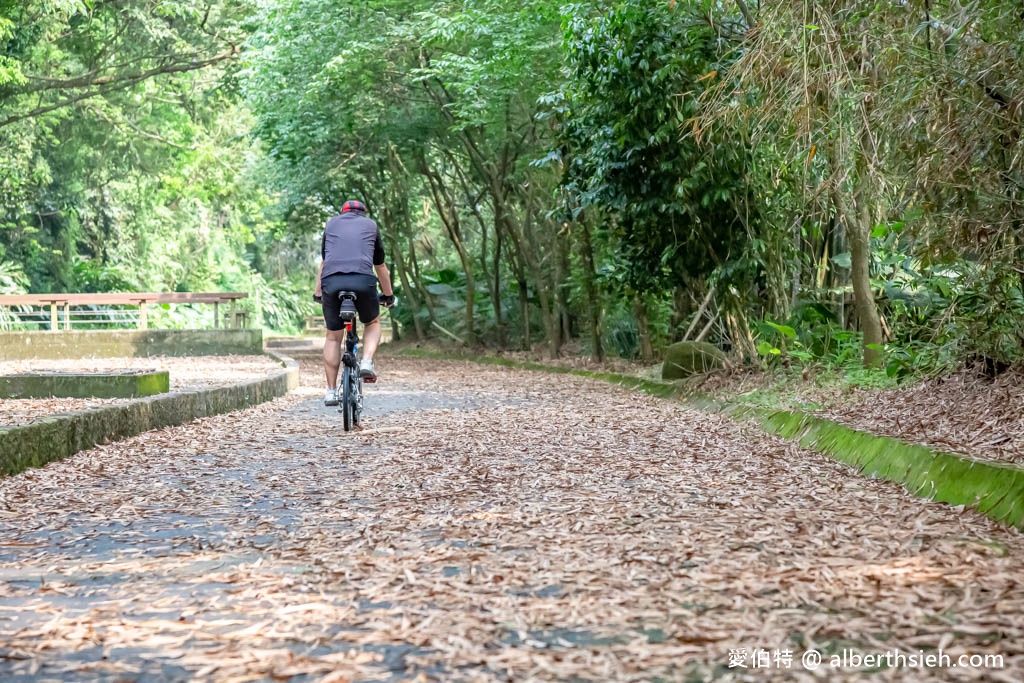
[0,352,1021,681]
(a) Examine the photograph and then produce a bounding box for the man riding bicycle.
[314,200,395,406]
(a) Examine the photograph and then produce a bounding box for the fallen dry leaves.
[808,368,1024,468]
[0,354,1021,681]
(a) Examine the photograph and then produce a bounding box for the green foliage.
[0,1,321,335]
[560,1,771,295]
[0,258,25,295]
[603,308,640,359]
[0,0,1021,376]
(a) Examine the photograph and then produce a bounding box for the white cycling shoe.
[358,359,377,381]
[324,389,338,406]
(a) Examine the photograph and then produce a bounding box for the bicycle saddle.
[338,291,358,322]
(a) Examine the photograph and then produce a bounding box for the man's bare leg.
[324,329,344,388]
[362,318,382,362]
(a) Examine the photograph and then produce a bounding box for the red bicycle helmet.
[341,200,367,215]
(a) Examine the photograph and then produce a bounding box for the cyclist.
[314,200,395,406]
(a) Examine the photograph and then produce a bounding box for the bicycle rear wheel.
[352,374,363,427]
[341,365,355,431]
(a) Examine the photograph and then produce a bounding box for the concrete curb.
[0,352,300,477]
[400,349,1024,529]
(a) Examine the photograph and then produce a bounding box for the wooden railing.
[0,292,249,331]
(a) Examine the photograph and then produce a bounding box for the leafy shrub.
[603,308,639,359]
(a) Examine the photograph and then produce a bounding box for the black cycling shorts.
[321,273,380,330]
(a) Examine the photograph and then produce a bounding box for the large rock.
[661,341,727,380]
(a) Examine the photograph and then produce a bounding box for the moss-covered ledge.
[0,352,299,477]
[400,349,1024,529]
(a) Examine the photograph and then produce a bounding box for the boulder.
[661,341,727,380]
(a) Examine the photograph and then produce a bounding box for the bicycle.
[335,291,367,431]
[331,291,396,431]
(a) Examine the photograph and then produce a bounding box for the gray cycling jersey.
[321,213,385,278]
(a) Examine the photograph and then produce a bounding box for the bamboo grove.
[3,0,1023,374]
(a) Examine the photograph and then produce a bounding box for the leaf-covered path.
[1,355,1022,681]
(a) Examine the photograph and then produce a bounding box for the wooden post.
[138,301,148,330]
[214,301,220,329]
[50,302,57,331]
[63,302,71,330]
[229,299,237,329]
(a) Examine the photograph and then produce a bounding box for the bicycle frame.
[336,291,364,431]
[342,319,360,372]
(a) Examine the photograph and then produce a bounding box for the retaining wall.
[0,329,263,360]
[0,352,298,476]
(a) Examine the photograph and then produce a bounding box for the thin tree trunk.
[634,296,654,362]
[499,225,531,351]
[790,217,802,309]
[422,160,476,345]
[492,217,505,346]
[392,245,424,341]
[408,238,438,328]
[472,206,499,348]
[849,178,884,367]
[518,279,530,351]
[670,285,692,342]
[516,189,560,358]
[832,124,883,368]
[555,227,573,344]
[578,219,604,361]
[724,295,757,361]
[525,242,560,358]
[682,286,715,342]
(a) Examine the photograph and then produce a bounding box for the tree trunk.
[831,129,883,367]
[522,218,560,359]
[555,227,573,344]
[392,244,424,341]
[634,296,654,362]
[457,246,477,346]
[408,238,438,328]
[578,219,604,361]
[501,186,560,357]
[492,217,505,346]
[422,160,476,346]
[791,216,802,310]
[670,285,692,342]
[724,294,757,361]
[849,181,884,367]
[518,279,530,350]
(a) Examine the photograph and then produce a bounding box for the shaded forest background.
[3,0,1023,377]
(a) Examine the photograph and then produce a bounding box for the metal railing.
[0,292,249,331]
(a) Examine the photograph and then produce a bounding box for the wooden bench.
[304,315,326,334]
[0,292,250,331]
[303,313,393,340]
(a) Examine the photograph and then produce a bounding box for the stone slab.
[0,370,170,399]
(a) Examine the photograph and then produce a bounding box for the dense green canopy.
[3,0,1024,373]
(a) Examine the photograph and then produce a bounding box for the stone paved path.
[0,355,1022,682]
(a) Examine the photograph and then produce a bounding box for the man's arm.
[375,263,394,297]
[316,225,327,299]
[372,230,394,297]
